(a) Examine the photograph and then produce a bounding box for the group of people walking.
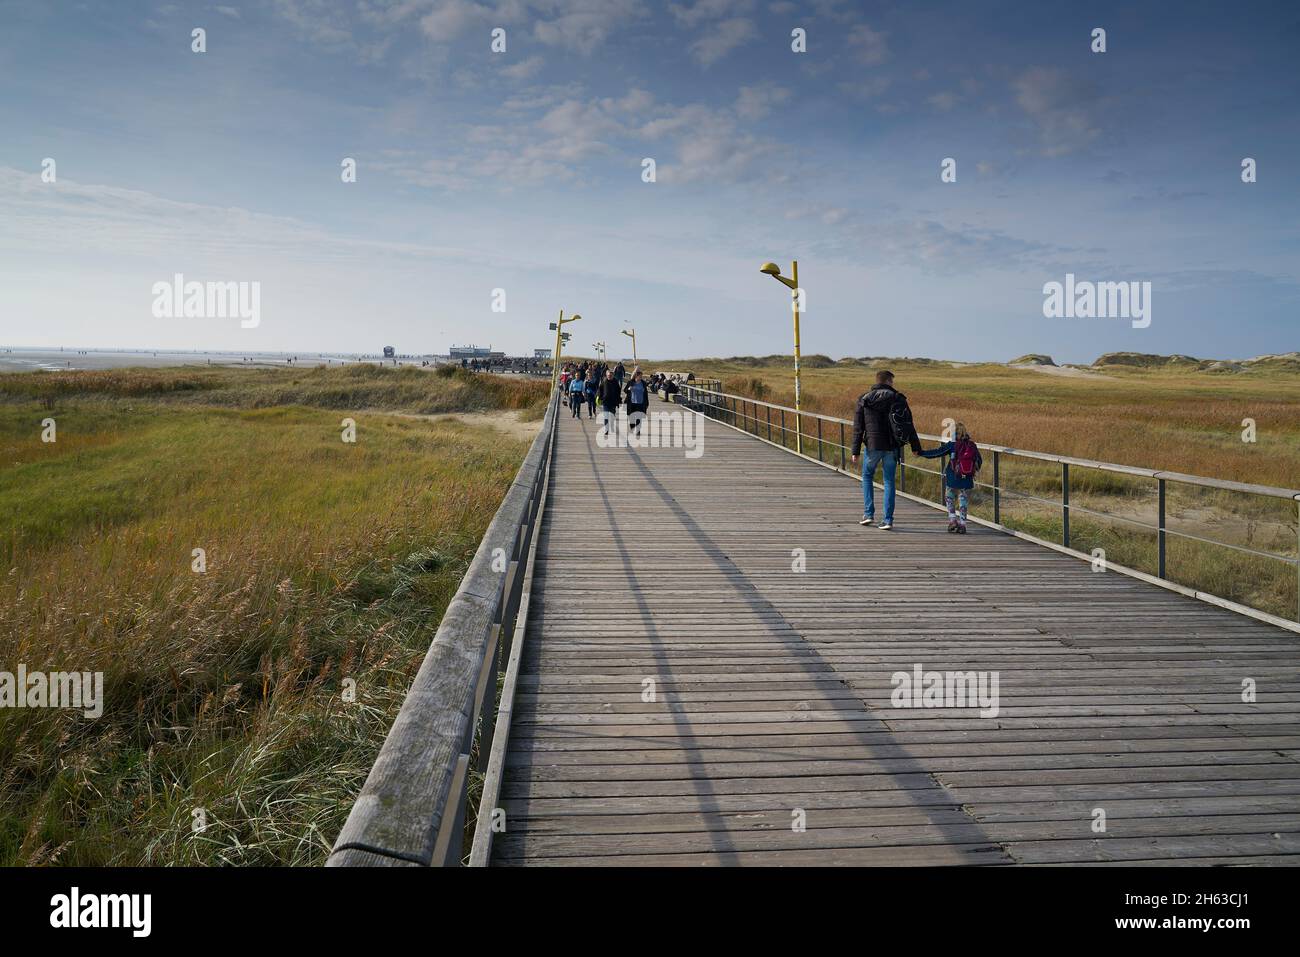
[557,360,982,535]
[560,359,651,434]
[850,369,983,533]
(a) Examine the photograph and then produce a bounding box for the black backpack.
[887,393,915,447]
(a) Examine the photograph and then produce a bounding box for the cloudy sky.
[1,0,1296,362]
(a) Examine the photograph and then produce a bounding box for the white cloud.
[418,0,491,41]
[670,0,755,27]
[846,23,888,65]
[532,0,647,54]
[271,0,354,47]
[688,16,757,66]
[928,91,958,112]
[1012,67,1101,156]
[663,127,775,184]
[735,84,791,121]
[838,76,891,101]
[500,54,544,79]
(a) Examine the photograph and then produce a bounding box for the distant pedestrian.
[598,369,621,435]
[584,372,598,418]
[568,371,586,418]
[850,370,923,531]
[614,361,626,388]
[918,422,982,533]
[624,368,649,436]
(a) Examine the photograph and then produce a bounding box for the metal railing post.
[817,417,823,462]
[899,446,906,494]
[767,404,772,441]
[1062,462,1071,548]
[780,408,786,448]
[839,422,845,471]
[1158,478,1167,578]
[993,450,1000,525]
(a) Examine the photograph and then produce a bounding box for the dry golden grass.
[0,366,548,865]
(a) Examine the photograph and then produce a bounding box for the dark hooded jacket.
[598,376,621,408]
[851,385,922,456]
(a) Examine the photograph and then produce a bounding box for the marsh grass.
[0,365,547,865]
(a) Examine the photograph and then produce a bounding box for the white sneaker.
[879,521,893,530]
[859,515,873,526]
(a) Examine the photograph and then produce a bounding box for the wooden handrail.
[682,385,1300,501]
[681,383,1300,626]
[327,388,561,867]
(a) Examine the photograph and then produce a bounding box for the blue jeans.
[862,449,897,523]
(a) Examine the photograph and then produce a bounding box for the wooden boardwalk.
[491,403,1300,866]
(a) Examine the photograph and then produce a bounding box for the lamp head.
[759,261,783,277]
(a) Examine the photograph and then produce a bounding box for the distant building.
[382,346,395,358]
[449,344,493,359]
[534,348,552,359]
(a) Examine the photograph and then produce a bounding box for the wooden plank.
[490,407,1300,866]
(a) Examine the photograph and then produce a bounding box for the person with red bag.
[918,422,983,533]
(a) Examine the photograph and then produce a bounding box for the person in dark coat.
[583,371,598,418]
[849,370,923,530]
[598,369,622,435]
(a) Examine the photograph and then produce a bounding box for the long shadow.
[598,416,1011,862]
[545,414,744,862]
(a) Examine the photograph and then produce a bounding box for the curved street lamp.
[621,327,637,364]
[549,310,581,387]
[759,260,803,454]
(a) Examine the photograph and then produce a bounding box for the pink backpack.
[952,437,979,478]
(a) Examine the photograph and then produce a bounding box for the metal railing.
[328,387,560,866]
[680,384,1300,629]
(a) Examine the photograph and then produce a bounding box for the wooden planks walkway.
[491,402,1300,866]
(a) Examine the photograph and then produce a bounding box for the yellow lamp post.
[621,328,637,364]
[759,260,802,454]
[550,309,581,388]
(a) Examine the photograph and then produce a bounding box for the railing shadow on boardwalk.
[566,421,1010,863]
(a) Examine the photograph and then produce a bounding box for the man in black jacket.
[597,369,621,435]
[850,370,923,529]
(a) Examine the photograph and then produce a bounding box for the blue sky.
[1,0,1296,362]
